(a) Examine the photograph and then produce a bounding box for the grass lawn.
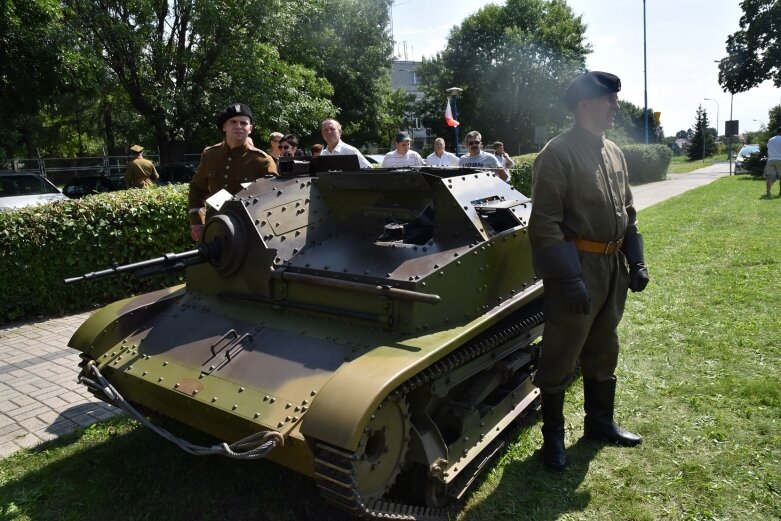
[1,175,779,520]
[668,154,730,174]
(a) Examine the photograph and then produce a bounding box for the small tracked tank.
[68,161,544,519]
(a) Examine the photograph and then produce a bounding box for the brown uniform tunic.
[188,141,277,225]
[125,157,159,188]
[529,125,637,391]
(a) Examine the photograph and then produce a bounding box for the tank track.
[313,301,544,520]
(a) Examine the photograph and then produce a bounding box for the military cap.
[395,131,411,142]
[217,103,254,129]
[129,144,144,153]
[563,71,621,111]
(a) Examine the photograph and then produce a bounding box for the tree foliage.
[61,0,338,162]
[415,0,590,153]
[718,0,781,94]
[687,106,715,161]
[607,100,663,145]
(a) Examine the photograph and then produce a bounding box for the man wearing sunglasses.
[280,134,303,157]
[529,71,648,471]
[457,131,507,181]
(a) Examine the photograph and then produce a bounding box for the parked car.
[735,144,761,174]
[157,163,196,185]
[0,171,69,211]
[62,174,127,199]
[365,154,387,166]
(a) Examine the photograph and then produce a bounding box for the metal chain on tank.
[79,361,284,459]
[313,300,545,521]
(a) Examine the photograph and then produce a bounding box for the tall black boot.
[583,378,642,447]
[540,390,567,470]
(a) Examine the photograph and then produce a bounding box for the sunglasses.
[468,140,481,146]
[281,144,295,150]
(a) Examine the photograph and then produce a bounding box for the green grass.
[667,154,730,174]
[1,175,780,520]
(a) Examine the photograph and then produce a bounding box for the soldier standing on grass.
[529,71,649,471]
[124,145,159,188]
[188,103,277,241]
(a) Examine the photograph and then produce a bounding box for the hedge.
[0,185,192,324]
[508,143,670,194]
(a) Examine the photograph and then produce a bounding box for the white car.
[735,144,760,174]
[0,171,69,211]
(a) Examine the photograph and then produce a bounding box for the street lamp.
[446,87,463,154]
[643,0,648,144]
[703,98,719,144]
[714,59,734,174]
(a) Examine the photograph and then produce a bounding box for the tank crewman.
[529,71,650,471]
[124,145,159,188]
[188,103,277,241]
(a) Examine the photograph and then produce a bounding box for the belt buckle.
[604,241,614,255]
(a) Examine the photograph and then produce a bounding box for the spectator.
[382,131,424,167]
[280,134,304,157]
[529,71,647,471]
[319,118,371,169]
[124,145,159,188]
[268,132,284,161]
[311,143,323,157]
[764,127,781,198]
[493,141,515,181]
[188,103,277,241]
[457,131,506,180]
[426,137,459,166]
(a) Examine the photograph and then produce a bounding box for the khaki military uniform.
[125,157,159,188]
[529,125,636,391]
[188,141,277,225]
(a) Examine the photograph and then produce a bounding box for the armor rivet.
[238,387,245,393]
[163,361,168,366]
[142,371,148,376]
[254,413,260,418]
[232,405,238,410]
[285,403,292,408]
[158,377,164,382]
[302,399,309,405]
[174,383,180,388]
[263,396,269,401]
[270,398,276,403]
[285,416,291,421]
[192,389,198,395]
[311,391,317,396]
[211,397,217,402]
[292,416,298,422]
[278,422,284,427]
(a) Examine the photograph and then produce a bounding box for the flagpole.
[446,87,463,154]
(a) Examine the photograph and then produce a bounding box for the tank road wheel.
[353,396,411,501]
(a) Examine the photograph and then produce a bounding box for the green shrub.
[509,153,537,196]
[0,185,192,324]
[620,144,672,183]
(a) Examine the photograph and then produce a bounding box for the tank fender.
[69,285,186,356]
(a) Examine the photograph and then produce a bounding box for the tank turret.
[68,163,544,519]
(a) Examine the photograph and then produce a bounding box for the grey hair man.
[319,118,371,169]
[426,137,459,166]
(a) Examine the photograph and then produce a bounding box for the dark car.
[0,171,69,211]
[62,174,127,199]
[157,163,196,185]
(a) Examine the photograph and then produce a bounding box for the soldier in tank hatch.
[188,103,277,241]
[529,71,649,471]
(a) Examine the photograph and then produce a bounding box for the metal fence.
[4,152,201,186]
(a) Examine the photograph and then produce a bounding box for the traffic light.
[653,111,661,127]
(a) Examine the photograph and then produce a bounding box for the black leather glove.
[559,276,591,315]
[621,232,650,293]
[629,263,649,292]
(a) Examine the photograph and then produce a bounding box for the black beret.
[563,71,621,111]
[217,103,254,129]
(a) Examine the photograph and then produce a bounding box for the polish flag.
[445,98,459,127]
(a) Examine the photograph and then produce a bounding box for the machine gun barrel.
[64,248,205,284]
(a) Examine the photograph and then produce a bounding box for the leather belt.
[570,237,624,255]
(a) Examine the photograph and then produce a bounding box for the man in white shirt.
[382,131,425,168]
[320,118,371,169]
[493,141,516,180]
[764,127,781,198]
[458,130,506,180]
[426,137,459,166]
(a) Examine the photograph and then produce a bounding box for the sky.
[390,0,780,136]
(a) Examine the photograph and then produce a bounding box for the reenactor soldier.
[188,103,277,241]
[124,145,159,188]
[529,71,649,471]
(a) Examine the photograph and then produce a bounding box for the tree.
[415,0,590,153]
[718,0,781,93]
[62,0,337,162]
[676,130,688,139]
[607,100,663,145]
[282,0,399,147]
[687,106,714,161]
